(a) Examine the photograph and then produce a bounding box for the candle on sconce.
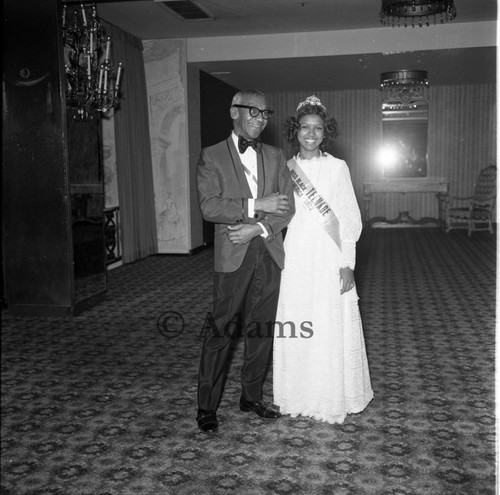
[81,4,87,26]
[105,37,110,61]
[103,68,108,94]
[87,55,91,79]
[98,65,104,92]
[62,5,66,27]
[116,63,122,89]
[90,32,93,53]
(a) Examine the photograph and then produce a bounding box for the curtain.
[103,21,158,263]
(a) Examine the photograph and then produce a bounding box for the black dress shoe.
[196,410,218,432]
[239,397,282,418]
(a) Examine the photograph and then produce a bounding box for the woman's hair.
[283,104,339,152]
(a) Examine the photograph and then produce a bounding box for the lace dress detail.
[273,153,373,424]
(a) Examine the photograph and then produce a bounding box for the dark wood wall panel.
[3,0,73,311]
[3,0,107,316]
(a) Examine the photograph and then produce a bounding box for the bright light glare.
[375,145,400,170]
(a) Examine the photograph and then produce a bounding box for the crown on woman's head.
[296,95,326,112]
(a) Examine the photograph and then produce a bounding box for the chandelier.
[380,0,457,27]
[380,70,429,109]
[62,2,122,119]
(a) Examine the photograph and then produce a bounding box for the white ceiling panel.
[95,0,497,91]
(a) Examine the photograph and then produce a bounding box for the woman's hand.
[339,266,355,294]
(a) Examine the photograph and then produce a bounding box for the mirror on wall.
[377,70,429,179]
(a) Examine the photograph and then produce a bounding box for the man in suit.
[196,89,295,432]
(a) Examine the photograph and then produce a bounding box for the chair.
[445,165,497,236]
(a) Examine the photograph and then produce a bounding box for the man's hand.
[255,193,290,214]
[227,224,262,244]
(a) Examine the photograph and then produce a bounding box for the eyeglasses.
[232,104,274,120]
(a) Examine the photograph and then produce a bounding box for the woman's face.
[297,114,324,159]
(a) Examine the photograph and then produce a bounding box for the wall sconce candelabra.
[380,70,429,109]
[62,2,122,119]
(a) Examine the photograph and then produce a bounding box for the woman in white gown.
[273,95,373,424]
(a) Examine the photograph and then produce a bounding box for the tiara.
[296,95,326,112]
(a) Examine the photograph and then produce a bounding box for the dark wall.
[67,110,106,283]
[3,0,73,312]
[199,71,237,245]
[199,71,236,148]
[2,0,106,316]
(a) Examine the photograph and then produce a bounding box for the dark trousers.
[197,237,281,412]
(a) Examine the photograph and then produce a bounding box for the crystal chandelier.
[62,2,123,119]
[380,0,457,27]
[380,70,429,109]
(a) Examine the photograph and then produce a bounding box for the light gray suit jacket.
[196,136,295,272]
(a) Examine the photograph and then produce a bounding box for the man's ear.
[229,106,238,120]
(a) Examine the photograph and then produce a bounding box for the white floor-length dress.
[273,152,373,424]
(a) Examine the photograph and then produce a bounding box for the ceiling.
[96,0,497,92]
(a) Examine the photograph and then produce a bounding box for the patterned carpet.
[1,228,496,495]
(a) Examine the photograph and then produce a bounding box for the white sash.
[288,158,341,250]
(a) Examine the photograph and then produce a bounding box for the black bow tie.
[238,136,261,154]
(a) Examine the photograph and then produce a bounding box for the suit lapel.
[257,149,265,197]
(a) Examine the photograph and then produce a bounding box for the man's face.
[231,94,268,140]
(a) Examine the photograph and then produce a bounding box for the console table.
[363,179,449,227]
